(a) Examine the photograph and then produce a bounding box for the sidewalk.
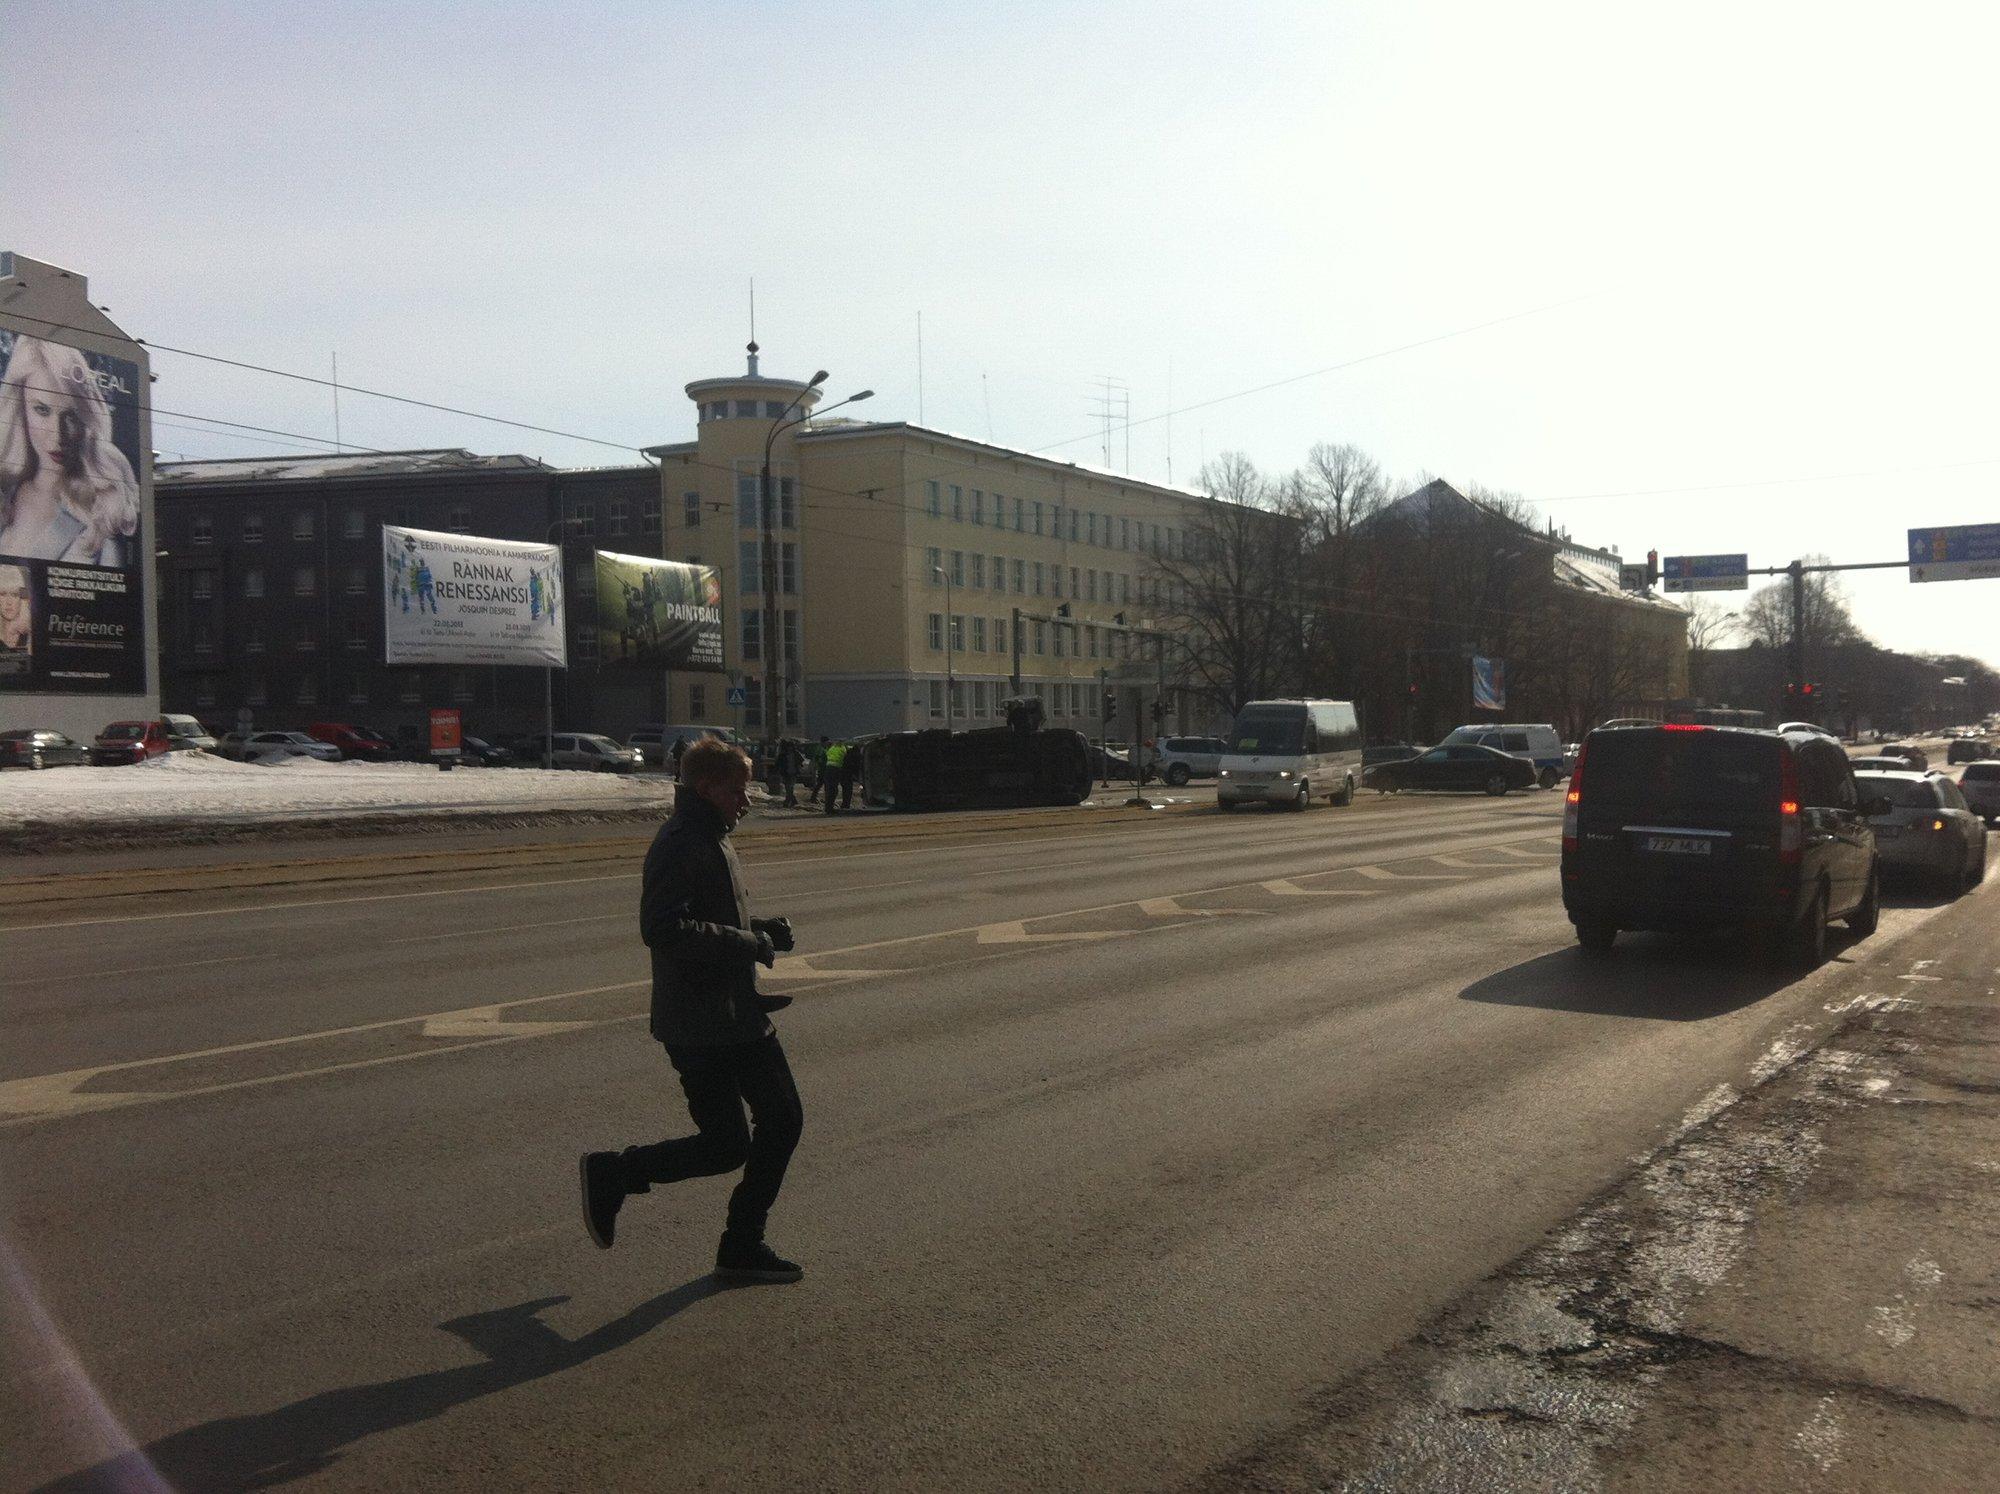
[1211,889,2000,1492]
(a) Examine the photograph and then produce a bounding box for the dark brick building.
[154,449,677,749]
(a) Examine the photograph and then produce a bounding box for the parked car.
[457,735,514,767]
[161,714,220,753]
[1148,735,1229,786]
[237,730,343,763]
[1439,723,1569,788]
[1362,741,1422,770]
[0,728,91,769]
[1562,724,1883,964]
[1877,744,1929,770]
[530,732,644,772]
[1362,742,1538,796]
[306,722,397,761]
[1957,761,2000,824]
[1855,770,1987,894]
[1946,738,1993,765]
[89,719,173,766]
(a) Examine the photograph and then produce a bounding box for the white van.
[1439,723,1567,788]
[1218,699,1363,810]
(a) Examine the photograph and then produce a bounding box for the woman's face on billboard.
[22,389,67,468]
[0,589,22,622]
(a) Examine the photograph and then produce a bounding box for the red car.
[90,719,173,766]
[305,721,397,761]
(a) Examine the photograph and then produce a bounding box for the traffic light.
[1801,682,1817,699]
[1646,549,1660,587]
[1102,689,1117,718]
[1150,697,1166,724]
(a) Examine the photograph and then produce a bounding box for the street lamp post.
[934,564,955,730]
[543,517,569,770]
[760,374,872,747]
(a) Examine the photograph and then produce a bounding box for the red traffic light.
[1802,682,1816,697]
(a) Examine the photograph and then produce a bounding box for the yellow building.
[648,346,1225,739]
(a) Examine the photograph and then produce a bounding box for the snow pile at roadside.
[0,752,675,827]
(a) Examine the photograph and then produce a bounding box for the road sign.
[726,685,749,706]
[1618,563,1650,592]
[1662,553,1749,592]
[1908,523,2000,583]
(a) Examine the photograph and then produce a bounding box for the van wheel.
[1576,918,1616,952]
[1538,767,1558,790]
[1972,841,1988,887]
[1789,888,1829,969]
[1846,868,1880,938]
[1166,764,1190,786]
[1484,773,1510,796]
[1293,780,1309,810]
[1335,775,1354,806]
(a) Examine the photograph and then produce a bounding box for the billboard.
[593,551,725,673]
[1472,655,1506,711]
[382,524,566,667]
[0,330,147,694]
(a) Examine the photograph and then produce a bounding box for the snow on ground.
[0,751,675,827]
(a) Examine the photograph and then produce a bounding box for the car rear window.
[1961,763,2000,782]
[1585,732,1780,812]
[1856,775,1935,809]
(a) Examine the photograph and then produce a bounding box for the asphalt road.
[0,787,1986,1492]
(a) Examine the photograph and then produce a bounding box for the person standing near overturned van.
[579,737,807,1282]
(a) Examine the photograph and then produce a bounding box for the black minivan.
[1561,724,1885,964]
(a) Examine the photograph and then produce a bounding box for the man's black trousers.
[615,1033,803,1245]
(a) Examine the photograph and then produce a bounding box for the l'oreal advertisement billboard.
[593,551,725,672]
[382,524,566,667]
[0,329,147,694]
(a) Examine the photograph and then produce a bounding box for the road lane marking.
[1259,880,1378,897]
[1351,864,1471,881]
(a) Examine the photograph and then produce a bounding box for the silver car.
[551,732,644,773]
[1959,761,2000,824]
[1148,735,1228,786]
[1856,770,1988,893]
[241,730,343,763]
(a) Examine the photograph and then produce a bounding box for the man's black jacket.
[640,795,772,1047]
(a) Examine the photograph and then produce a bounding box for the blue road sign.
[726,685,749,706]
[1908,524,2000,583]
[1661,553,1749,593]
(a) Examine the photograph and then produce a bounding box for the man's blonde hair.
[680,736,750,788]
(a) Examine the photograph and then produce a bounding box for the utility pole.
[936,563,956,730]
[1010,605,1023,696]
[1787,558,1807,708]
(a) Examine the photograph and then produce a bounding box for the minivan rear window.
[1585,732,1780,812]
[1961,763,2000,782]
[1855,774,1935,809]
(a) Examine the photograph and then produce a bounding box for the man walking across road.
[777,737,801,808]
[579,738,807,1282]
[822,739,847,815]
[806,735,829,805]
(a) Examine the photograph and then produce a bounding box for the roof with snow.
[157,449,556,485]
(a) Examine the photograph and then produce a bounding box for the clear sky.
[6,1,1996,659]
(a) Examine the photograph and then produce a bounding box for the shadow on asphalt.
[1459,936,1822,1021]
[35,1276,757,1493]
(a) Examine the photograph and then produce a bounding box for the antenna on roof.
[331,352,342,454]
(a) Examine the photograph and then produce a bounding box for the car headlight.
[1277,770,1292,779]
[1218,769,1229,778]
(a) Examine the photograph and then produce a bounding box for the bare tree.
[1683,596,1735,700]
[1738,557,1863,659]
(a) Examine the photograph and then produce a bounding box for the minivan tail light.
[1778,749,1804,865]
[1561,742,1586,852]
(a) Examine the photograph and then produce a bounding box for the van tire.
[1789,888,1830,969]
[1576,918,1616,952]
[1846,868,1880,937]
[1335,775,1354,806]
[1293,780,1309,810]
[1166,764,1191,786]
[1538,767,1558,790]
[1484,773,1510,796]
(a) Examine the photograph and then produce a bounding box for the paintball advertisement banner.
[1472,655,1507,711]
[0,329,148,694]
[382,524,566,667]
[593,551,725,673]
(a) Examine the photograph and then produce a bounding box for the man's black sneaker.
[579,1152,623,1250]
[715,1238,804,1283]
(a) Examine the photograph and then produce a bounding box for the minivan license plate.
[1643,835,1712,856]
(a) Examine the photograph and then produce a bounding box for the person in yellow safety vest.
[822,740,848,815]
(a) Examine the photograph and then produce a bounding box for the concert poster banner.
[592,551,725,673]
[382,524,566,667]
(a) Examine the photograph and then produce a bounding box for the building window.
[1120,517,1131,550]
[780,542,798,595]
[1087,626,1099,658]
[452,670,475,703]
[247,676,268,707]
[294,675,317,705]
[733,400,758,418]
[295,622,316,652]
[781,609,800,663]
[191,619,214,656]
[400,673,422,703]
[927,613,943,650]
[684,490,701,528]
[1033,619,1046,656]
[950,485,964,522]
[742,611,762,660]
[990,554,1005,592]
[926,480,941,518]
[190,569,215,601]
[1011,558,1025,593]
[689,682,707,719]
[1052,624,1065,658]
[971,615,987,652]
[344,509,365,539]
[1032,501,1043,536]
[243,568,265,599]
[969,553,985,589]
[949,614,965,651]
[950,550,964,586]
[243,513,264,544]
[1050,566,1063,599]
[1087,570,1098,602]
[1070,566,1080,598]
[345,565,366,596]
[739,539,761,595]
[192,514,213,546]
[1120,573,1131,604]
[284,509,311,543]
[576,630,598,663]
[926,547,943,584]
[1013,496,1025,533]
[348,677,368,704]
[346,621,367,652]
[929,680,945,719]
[293,566,316,597]
[971,490,984,526]
[608,499,629,536]
[1032,561,1044,596]
[778,476,797,529]
[195,680,216,708]
[572,503,595,537]
[995,616,1009,656]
